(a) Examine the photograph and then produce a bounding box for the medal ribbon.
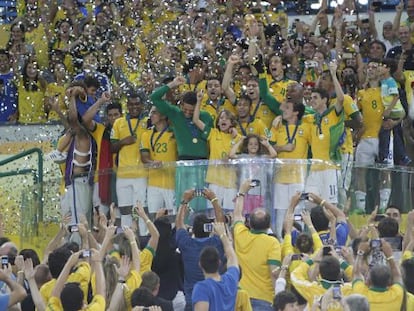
[285,122,299,144]
[150,126,169,151]
[126,114,140,137]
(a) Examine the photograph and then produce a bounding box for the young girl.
[193,90,241,212]
[229,134,277,215]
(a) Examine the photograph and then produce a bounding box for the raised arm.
[382,239,403,284]
[233,180,253,223]
[203,188,225,222]
[24,258,45,311]
[175,190,194,229]
[392,0,404,35]
[0,267,27,307]
[134,202,159,251]
[193,89,206,131]
[229,136,245,159]
[123,226,141,272]
[222,55,241,104]
[82,92,111,130]
[214,222,238,268]
[150,76,186,116]
[50,251,81,298]
[329,61,344,113]
[91,249,106,298]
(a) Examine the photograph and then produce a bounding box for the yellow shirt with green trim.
[304,105,344,168]
[329,95,359,154]
[110,115,148,178]
[178,80,207,93]
[251,101,276,129]
[201,98,237,123]
[271,121,311,184]
[235,287,253,311]
[25,23,49,69]
[140,127,177,189]
[203,127,240,188]
[291,260,352,307]
[236,118,270,139]
[352,279,404,310]
[40,261,91,305]
[265,74,293,104]
[45,294,105,311]
[234,222,281,303]
[357,87,384,139]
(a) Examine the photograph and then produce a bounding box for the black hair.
[295,233,313,253]
[192,214,211,238]
[61,283,83,311]
[273,290,298,311]
[402,258,414,294]
[83,75,100,89]
[183,56,203,75]
[199,246,220,274]
[19,249,40,267]
[320,256,340,281]
[106,102,122,115]
[292,102,305,120]
[237,94,252,106]
[181,91,197,106]
[310,205,329,232]
[377,217,399,238]
[370,40,387,54]
[311,87,330,104]
[131,287,156,307]
[22,61,39,91]
[381,58,398,75]
[48,246,72,278]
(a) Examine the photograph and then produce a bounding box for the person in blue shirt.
[192,223,239,311]
[0,50,18,123]
[0,267,27,309]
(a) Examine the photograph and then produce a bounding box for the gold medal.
[192,138,198,143]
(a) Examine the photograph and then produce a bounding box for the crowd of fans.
[1,0,414,309]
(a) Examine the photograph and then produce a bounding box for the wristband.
[145,219,151,224]
[320,200,326,207]
[386,256,395,261]
[236,192,245,197]
[210,197,218,204]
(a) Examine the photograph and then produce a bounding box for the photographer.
[352,239,404,310]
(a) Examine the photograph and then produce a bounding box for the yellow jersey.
[265,74,293,104]
[236,118,270,139]
[110,115,148,179]
[25,23,49,69]
[17,79,46,124]
[140,126,177,189]
[250,101,276,129]
[45,83,67,121]
[201,98,237,123]
[357,88,384,139]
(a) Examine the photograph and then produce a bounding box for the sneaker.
[44,150,67,163]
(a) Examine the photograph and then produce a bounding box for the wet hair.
[199,246,220,273]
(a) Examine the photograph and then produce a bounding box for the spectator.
[273,290,299,311]
[0,49,18,123]
[0,267,27,309]
[233,179,281,310]
[343,294,370,311]
[140,271,173,311]
[192,223,239,311]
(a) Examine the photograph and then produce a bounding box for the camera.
[203,223,214,233]
[250,179,260,187]
[323,246,332,256]
[299,192,309,200]
[332,285,342,300]
[80,250,90,258]
[1,256,8,268]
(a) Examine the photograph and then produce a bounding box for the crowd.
[1,0,414,310]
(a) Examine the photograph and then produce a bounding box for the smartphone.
[80,250,90,258]
[250,179,261,187]
[115,226,124,235]
[194,189,204,197]
[370,239,382,249]
[69,225,79,233]
[291,254,302,261]
[323,246,332,256]
[332,285,342,300]
[335,246,342,255]
[294,214,302,221]
[1,256,8,268]
[299,192,309,200]
[374,214,386,222]
[203,223,214,233]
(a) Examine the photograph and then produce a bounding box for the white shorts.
[339,153,353,191]
[147,186,176,214]
[116,177,147,207]
[92,182,109,216]
[61,176,93,224]
[355,138,379,165]
[207,183,237,211]
[305,169,339,204]
[272,183,305,210]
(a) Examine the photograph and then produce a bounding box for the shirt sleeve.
[335,222,349,246]
[192,281,210,305]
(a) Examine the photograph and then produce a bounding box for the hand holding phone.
[250,179,260,187]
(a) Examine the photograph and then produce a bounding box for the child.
[193,89,241,212]
[229,134,277,215]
